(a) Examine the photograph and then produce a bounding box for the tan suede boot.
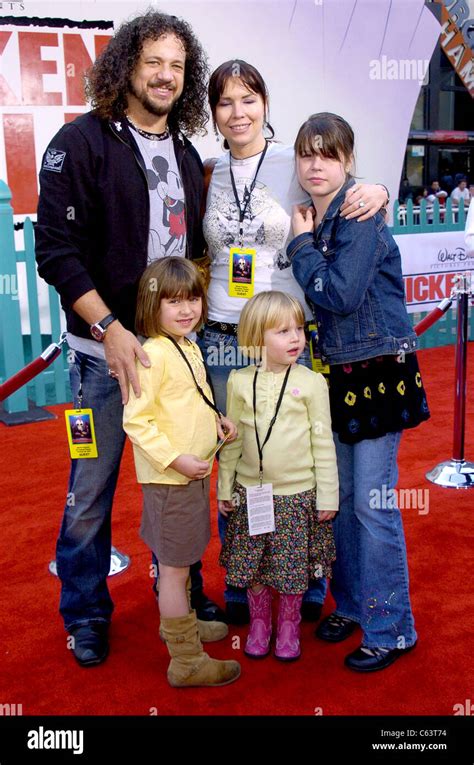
[185,576,228,642]
[161,612,241,688]
[158,577,228,643]
[159,610,228,643]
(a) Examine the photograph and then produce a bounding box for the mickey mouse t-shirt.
[131,126,187,262]
[66,126,187,361]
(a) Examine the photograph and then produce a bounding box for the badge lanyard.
[164,335,222,418]
[76,354,87,409]
[229,141,269,248]
[252,364,291,486]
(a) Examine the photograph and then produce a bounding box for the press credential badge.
[228,246,256,298]
[64,408,98,459]
[246,483,275,536]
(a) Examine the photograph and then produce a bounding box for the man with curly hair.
[35,10,224,667]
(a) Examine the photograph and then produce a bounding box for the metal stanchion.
[49,546,130,578]
[427,273,474,488]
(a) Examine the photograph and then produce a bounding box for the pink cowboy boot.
[274,593,303,661]
[244,586,273,659]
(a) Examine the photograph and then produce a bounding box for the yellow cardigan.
[218,364,339,511]
[123,336,217,485]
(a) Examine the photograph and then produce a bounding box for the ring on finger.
[358,200,366,208]
[107,369,118,378]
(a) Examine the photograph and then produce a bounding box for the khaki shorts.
[140,476,211,567]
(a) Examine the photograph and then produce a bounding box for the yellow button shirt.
[217,364,339,511]
[123,336,218,485]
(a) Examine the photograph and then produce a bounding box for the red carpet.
[1,345,473,716]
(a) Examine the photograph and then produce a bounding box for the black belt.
[205,320,239,336]
[205,319,313,338]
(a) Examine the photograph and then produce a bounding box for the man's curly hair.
[85,10,209,136]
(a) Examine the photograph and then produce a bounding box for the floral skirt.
[219,483,336,594]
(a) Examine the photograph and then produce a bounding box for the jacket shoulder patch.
[43,148,66,173]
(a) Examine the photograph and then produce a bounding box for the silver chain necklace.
[126,115,170,142]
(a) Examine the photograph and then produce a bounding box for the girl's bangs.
[296,122,342,160]
[159,267,204,300]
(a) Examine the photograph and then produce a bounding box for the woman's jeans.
[197,326,327,606]
[331,431,417,649]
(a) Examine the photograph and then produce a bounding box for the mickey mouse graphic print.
[203,142,313,324]
[131,126,187,262]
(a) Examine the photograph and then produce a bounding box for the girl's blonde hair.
[135,257,208,338]
[238,291,305,359]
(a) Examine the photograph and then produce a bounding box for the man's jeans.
[331,431,417,649]
[59,350,207,631]
[197,326,327,606]
[57,351,126,631]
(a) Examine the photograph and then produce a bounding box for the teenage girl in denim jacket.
[287,112,430,673]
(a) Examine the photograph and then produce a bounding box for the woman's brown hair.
[208,59,275,148]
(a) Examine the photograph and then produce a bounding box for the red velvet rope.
[415,306,449,336]
[0,299,457,404]
[0,346,62,402]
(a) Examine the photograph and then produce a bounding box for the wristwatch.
[90,313,117,342]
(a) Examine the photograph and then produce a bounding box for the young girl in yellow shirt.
[123,256,240,688]
[218,291,339,661]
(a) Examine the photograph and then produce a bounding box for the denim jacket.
[287,179,417,365]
